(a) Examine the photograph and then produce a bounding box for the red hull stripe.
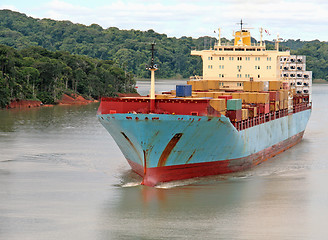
[127,131,305,186]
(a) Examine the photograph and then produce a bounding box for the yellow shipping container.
[256,93,269,104]
[268,81,282,91]
[231,92,241,99]
[242,109,249,120]
[193,92,204,97]
[205,92,214,98]
[210,99,226,112]
[193,92,214,98]
[193,81,206,91]
[252,81,264,92]
[239,92,249,103]
[208,80,220,90]
[202,80,209,91]
[212,92,224,98]
[248,93,258,103]
[156,94,172,99]
[243,81,252,92]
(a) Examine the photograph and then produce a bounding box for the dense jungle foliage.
[0,10,328,107]
[0,44,134,107]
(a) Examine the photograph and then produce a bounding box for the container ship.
[97,24,312,186]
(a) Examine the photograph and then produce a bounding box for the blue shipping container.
[176,85,192,97]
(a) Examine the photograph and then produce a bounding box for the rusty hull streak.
[157,133,183,167]
[185,150,196,164]
[143,150,147,174]
[121,132,143,164]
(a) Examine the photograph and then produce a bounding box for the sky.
[1,0,327,41]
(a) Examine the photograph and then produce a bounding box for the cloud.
[0,5,18,11]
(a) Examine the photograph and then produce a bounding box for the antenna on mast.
[146,41,158,112]
[237,19,246,32]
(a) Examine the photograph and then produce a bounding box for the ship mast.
[147,42,158,112]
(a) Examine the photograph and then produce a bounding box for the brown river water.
[1,81,328,239]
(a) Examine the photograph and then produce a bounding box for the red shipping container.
[218,95,233,103]
[262,91,280,101]
[226,109,242,122]
[257,103,270,114]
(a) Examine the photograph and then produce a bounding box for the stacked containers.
[267,81,282,112]
[226,99,242,122]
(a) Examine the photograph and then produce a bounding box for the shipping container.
[227,99,242,110]
[226,109,242,122]
[248,93,258,103]
[243,81,252,92]
[269,101,280,112]
[239,92,249,103]
[248,106,258,118]
[193,81,207,91]
[209,99,226,112]
[218,95,233,103]
[256,93,269,104]
[176,85,192,97]
[252,81,264,92]
[242,109,249,120]
[212,92,225,98]
[232,92,241,99]
[268,81,282,91]
[257,103,270,114]
[208,80,220,90]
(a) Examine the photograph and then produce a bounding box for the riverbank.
[5,94,98,110]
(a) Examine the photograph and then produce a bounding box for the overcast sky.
[1,0,327,41]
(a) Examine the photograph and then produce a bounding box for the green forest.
[0,45,134,107]
[0,9,328,107]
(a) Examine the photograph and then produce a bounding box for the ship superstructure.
[97,23,312,186]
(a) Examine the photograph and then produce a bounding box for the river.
[1,81,328,239]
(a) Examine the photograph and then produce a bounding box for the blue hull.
[97,109,311,185]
